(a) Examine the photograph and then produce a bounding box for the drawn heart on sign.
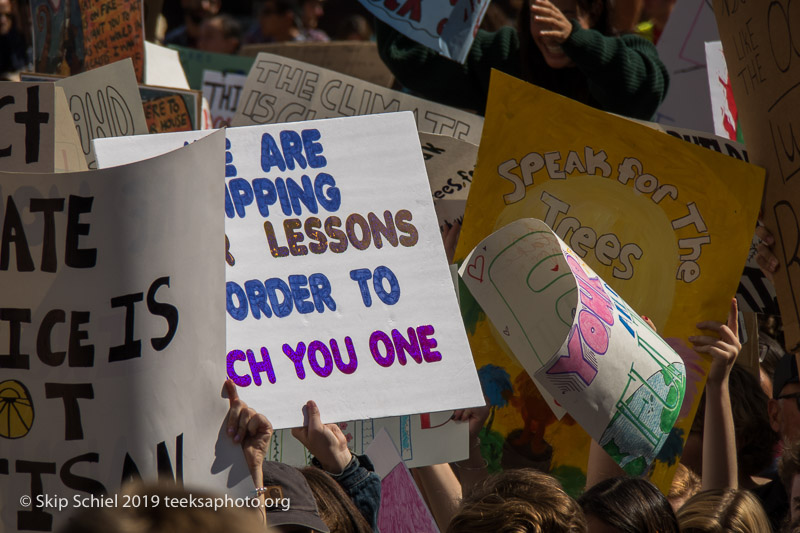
[467,255,485,282]
[502,326,510,336]
[551,264,559,271]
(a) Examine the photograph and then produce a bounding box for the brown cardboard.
[239,41,395,87]
[712,0,800,349]
[736,311,761,379]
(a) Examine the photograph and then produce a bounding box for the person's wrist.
[319,449,353,474]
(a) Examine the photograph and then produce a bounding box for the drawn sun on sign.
[0,380,35,439]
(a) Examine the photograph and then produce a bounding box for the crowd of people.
[2,0,799,532]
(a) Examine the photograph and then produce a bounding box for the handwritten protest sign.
[653,1,718,132]
[141,86,199,133]
[55,59,148,169]
[31,0,145,82]
[269,411,468,469]
[0,82,55,173]
[240,41,395,87]
[366,429,440,533]
[420,133,477,231]
[203,71,247,129]
[454,71,763,492]
[0,131,253,533]
[712,0,800,349]
[460,219,686,474]
[54,87,89,173]
[169,45,256,91]
[231,53,484,145]
[93,113,484,428]
[358,0,488,63]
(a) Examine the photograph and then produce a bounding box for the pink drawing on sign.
[378,464,439,533]
[467,255,485,282]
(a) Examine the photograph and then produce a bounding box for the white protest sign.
[420,133,476,231]
[94,112,484,429]
[56,59,149,169]
[0,82,55,172]
[459,218,686,474]
[145,41,191,90]
[358,0,488,63]
[53,87,89,173]
[0,131,253,533]
[654,1,719,132]
[203,70,248,129]
[269,411,468,469]
[705,41,740,142]
[231,52,484,145]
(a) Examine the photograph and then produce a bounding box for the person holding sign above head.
[376,0,668,120]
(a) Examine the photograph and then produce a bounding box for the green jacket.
[376,20,669,120]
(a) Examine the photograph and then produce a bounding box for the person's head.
[180,0,221,25]
[759,330,785,398]
[258,0,300,41]
[780,439,800,529]
[667,463,701,512]
[299,467,372,533]
[59,482,265,533]
[676,489,771,533]
[769,353,800,444]
[518,0,614,70]
[262,461,330,533]
[0,0,16,35]
[300,0,324,31]
[578,477,680,533]
[447,469,587,533]
[335,15,372,41]
[198,14,242,54]
[683,365,779,479]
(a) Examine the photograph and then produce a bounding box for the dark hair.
[759,330,785,381]
[300,467,373,533]
[447,469,587,533]
[578,477,680,533]
[211,14,242,41]
[262,0,299,17]
[691,365,779,477]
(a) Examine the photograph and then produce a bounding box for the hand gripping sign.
[460,218,686,475]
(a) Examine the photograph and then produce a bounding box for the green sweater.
[376,20,669,121]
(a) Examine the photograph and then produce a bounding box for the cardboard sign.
[357,0,488,63]
[269,411,468,469]
[31,0,145,82]
[654,1,719,131]
[240,41,395,87]
[705,41,742,143]
[0,131,253,533]
[53,87,90,173]
[203,70,247,129]
[366,429,440,533]
[55,59,149,169]
[231,53,484,145]
[169,45,256,91]
[712,0,800,349]
[0,82,55,172]
[93,113,484,428]
[460,219,686,474]
[144,41,190,89]
[140,85,200,133]
[419,133,477,231]
[453,71,763,492]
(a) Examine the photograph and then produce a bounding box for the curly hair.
[677,489,771,533]
[447,469,586,533]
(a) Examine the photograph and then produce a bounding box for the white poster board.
[203,70,248,129]
[0,131,252,533]
[94,113,484,429]
[459,218,687,474]
[0,82,55,173]
[231,52,484,145]
[655,1,719,132]
[56,59,149,169]
[358,0,489,63]
[705,40,740,141]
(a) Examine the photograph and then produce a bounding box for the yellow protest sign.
[455,71,764,493]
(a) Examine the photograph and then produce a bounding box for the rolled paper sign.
[459,218,686,475]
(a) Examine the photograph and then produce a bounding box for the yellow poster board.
[454,71,765,493]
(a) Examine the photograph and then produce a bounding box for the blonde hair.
[676,489,771,533]
[667,463,701,510]
[446,469,586,533]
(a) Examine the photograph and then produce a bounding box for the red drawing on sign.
[551,264,559,271]
[719,75,739,141]
[467,255,485,282]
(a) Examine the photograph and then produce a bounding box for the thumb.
[307,400,324,435]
